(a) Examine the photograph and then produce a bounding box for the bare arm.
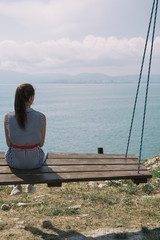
[4,114,11,147]
[39,114,46,147]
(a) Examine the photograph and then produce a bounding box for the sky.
[0,0,159,76]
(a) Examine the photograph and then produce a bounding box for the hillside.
[0,70,160,84]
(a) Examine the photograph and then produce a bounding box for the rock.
[81,214,89,218]
[35,195,46,199]
[17,202,29,207]
[142,195,152,198]
[11,218,20,221]
[1,204,10,211]
[17,221,25,225]
[98,183,106,189]
[35,194,50,199]
[42,221,53,229]
[88,181,96,187]
[15,225,25,229]
[76,214,89,219]
[154,179,160,184]
[68,205,81,209]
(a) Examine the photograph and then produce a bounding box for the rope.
[125,0,158,164]
[138,0,159,173]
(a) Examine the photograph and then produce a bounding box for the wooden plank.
[57,171,152,181]
[0,152,138,165]
[0,152,137,161]
[45,158,139,165]
[0,152,137,159]
[47,153,137,159]
[0,164,147,174]
[0,170,152,185]
[0,155,141,166]
[0,158,140,166]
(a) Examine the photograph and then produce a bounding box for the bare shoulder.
[4,113,8,122]
[42,114,46,121]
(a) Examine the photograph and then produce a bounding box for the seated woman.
[4,83,47,195]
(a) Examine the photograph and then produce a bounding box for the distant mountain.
[0,70,159,84]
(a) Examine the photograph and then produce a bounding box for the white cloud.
[0,35,159,75]
[0,0,156,42]
[0,0,106,41]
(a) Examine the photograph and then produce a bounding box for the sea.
[0,82,160,160]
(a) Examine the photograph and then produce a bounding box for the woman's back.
[6,108,43,146]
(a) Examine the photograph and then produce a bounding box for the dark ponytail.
[14,83,35,129]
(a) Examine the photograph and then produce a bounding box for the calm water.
[0,82,160,160]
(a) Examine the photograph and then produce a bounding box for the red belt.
[12,144,38,149]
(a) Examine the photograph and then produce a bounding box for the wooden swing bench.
[0,151,152,187]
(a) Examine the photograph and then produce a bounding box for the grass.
[43,207,79,216]
[118,184,138,195]
[0,169,160,239]
[151,169,160,178]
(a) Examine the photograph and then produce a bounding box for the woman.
[4,83,47,195]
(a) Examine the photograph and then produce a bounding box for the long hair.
[14,83,35,129]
